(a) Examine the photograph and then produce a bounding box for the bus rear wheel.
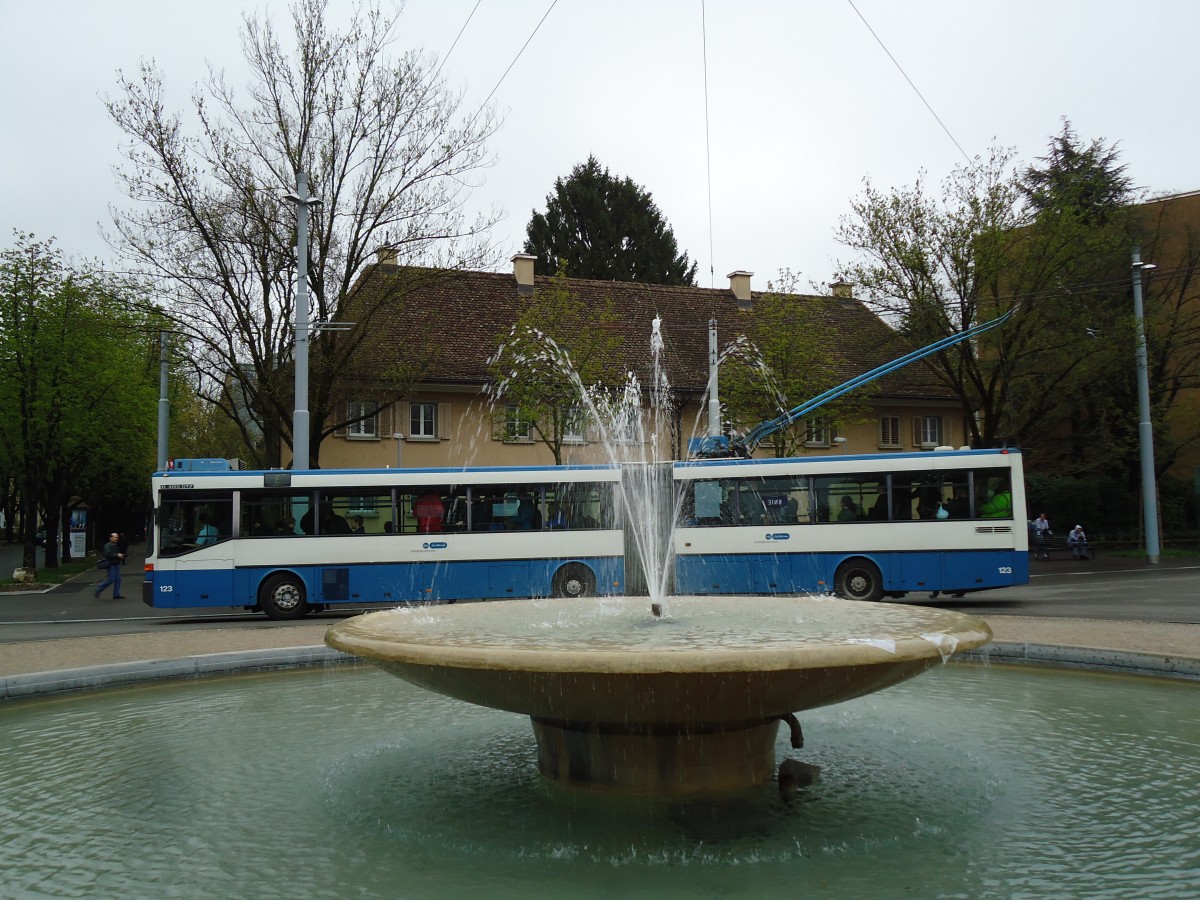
[553,563,596,599]
[260,573,310,620]
[835,558,884,603]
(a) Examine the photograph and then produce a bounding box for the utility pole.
[157,331,169,471]
[1132,248,1160,564]
[284,172,322,469]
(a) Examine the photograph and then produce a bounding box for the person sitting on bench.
[1067,524,1089,560]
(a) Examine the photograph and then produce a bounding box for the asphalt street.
[3,541,1198,645]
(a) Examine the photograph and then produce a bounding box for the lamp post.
[157,331,170,471]
[1132,248,1160,564]
[283,172,322,470]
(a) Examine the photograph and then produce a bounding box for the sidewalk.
[3,545,1198,699]
[2,612,1197,701]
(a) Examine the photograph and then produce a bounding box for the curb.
[1,645,357,701]
[1,640,1196,703]
[964,641,1200,681]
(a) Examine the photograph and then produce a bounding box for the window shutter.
[395,402,408,438]
[912,416,921,447]
[940,417,950,447]
[378,402,392,437]
[333,401,348,438]
[438,403,452,440]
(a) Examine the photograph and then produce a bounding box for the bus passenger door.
[175,558,235,607]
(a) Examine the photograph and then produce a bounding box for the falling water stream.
[489,316,685,610]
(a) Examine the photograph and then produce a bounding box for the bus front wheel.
[835,558,884,603]
[553,563,596,599]
[260,573,310,620]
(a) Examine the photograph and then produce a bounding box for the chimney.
[830,280,854,299]
[512,254,536,296]
[727,270,753,310]
[375,245,398,266]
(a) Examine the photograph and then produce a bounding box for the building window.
[505,406,532,442]
[804,417,834,448]
[561,407,587,444]
[410,402,437,439]
[879,416,902,449]
[347,401,378,438]
[913,415,943,448]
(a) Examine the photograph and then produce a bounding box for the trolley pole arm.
[695,309,1015,459]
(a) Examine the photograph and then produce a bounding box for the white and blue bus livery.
[143,447,1027,617]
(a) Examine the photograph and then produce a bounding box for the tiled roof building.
[308,255,963,469]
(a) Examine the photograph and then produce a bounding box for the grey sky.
[2,0,1195,291]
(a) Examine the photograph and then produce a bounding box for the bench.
[1030,534,1094,560]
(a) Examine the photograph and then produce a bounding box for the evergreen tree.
[1022,119,1135,221]
[524,156,697,285]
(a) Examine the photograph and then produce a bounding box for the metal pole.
[1132,248,1160,564]
[393,432,404,468]
[156,331,170,471]
[707,318,720,437]
[292,172,312,470]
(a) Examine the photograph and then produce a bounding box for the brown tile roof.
[347,265,950,402]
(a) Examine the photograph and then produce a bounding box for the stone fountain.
[327,319,993,795]
[326,594,991,795]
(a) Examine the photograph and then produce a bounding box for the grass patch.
[0,557,98,590]
[1105,547,1200,559]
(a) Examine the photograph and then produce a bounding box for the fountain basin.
[325,595,992,795]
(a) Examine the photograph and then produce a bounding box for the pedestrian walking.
[94,531,126,599]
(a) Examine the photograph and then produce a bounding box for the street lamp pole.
[157,331,170,471]
[1132,248,1160,564]
[284,172,322,470]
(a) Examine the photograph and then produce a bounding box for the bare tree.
[106,0,501,468]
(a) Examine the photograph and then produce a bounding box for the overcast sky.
[3,0,1196,293]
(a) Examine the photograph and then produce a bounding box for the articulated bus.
[673,448,1027,601]
[143,448,1027,618]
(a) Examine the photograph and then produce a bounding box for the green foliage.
[1024,471,1197,541]
[487,265,625,464]
[836,124,1148,463]
[524,156,697,286]
[1024,472,1135,538]
[719,270,865,457]
[0,233,159,569]
[1022,119,1135,220]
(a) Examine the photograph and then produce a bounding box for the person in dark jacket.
[94,531,126,599]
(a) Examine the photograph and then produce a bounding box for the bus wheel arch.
[552,563,596,599]
[834,557,884,603]
[259,571,311,620]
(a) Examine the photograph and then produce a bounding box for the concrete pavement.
[2,547,1198,701]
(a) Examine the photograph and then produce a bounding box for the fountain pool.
[0,661,1195,898]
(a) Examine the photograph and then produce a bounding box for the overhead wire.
[701,1,715,288]
[846,0,973,166]
[477,0,558,113]
[431,0,483,82]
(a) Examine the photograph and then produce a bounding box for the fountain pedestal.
[533,717,781,795]
[326,595,991,796]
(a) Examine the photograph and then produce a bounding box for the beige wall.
[306,389,970,470]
